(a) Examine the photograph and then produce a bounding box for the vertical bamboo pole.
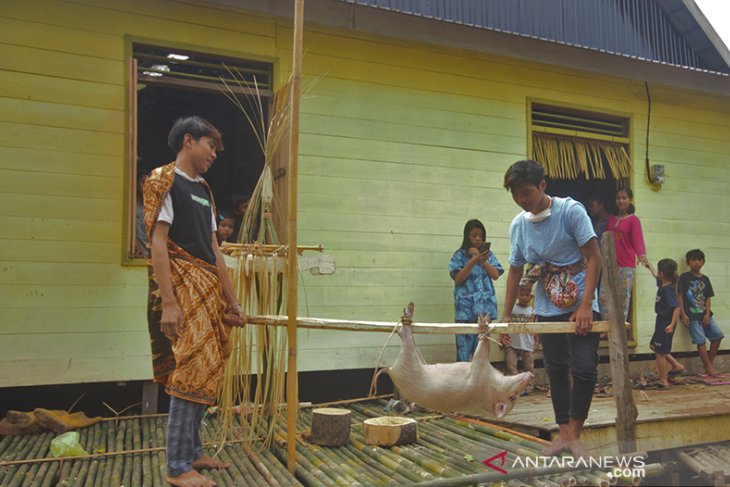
[286,0,304,475]
[600,232,638,453]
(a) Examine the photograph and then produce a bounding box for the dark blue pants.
[538,313,599,424]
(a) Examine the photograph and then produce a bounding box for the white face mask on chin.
[523,206,551,223]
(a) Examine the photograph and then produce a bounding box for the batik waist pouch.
[521,261,586,309]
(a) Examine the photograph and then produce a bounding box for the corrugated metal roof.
[342,0,730,74]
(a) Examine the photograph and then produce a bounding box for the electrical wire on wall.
[644,81,652,184]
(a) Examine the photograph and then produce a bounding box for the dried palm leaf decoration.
[216,69,294,448]
[533,133,631,180]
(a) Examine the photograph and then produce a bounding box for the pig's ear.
[494,402,509,419]
[509,372,532,395]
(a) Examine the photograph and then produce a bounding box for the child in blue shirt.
[449,219,504,361]
[650,259,681,388]
[678,249,725,376]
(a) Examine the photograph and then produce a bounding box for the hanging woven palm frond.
[532,133,631,180]
[590,143,603,178]
[215,72,296,451]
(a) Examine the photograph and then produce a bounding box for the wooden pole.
[245,314,625,335]
[286,0,304,475]
[601,232,638,453]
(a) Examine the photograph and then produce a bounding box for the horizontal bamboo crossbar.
[246,315,628,335]
[220,243,323,255]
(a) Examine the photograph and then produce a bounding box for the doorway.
[530,102,635,342]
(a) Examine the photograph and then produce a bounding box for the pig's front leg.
[396,320,426,366]
[394,303,426,366]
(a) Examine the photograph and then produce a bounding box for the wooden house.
[1,0,729,393]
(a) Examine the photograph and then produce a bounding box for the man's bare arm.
[570,237,600,335]
[211,234,245,327]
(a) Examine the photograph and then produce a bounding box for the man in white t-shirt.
[500,160,601,460]
[145,116,245,487]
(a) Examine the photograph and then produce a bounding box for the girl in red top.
[599,188,654,321]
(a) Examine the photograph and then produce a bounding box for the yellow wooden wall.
[1,0,728,387]
[631,86,730,353]
[0,0,280,386]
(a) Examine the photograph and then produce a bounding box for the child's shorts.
[650,323,674,355]
[689,317,725,345]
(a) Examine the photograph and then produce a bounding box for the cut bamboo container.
[363,417,417,446]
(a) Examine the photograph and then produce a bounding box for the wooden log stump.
[310,408,351,446]
[363,417,417,446]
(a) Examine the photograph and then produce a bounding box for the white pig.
[381,311,533,419]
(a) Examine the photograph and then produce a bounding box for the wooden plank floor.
[504,378,730,455]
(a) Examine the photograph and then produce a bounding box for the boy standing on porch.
[145,116,245,487]
[501,160,601,459]
[678,249,725,377]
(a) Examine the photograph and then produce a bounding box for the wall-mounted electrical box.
[650,164,665,184]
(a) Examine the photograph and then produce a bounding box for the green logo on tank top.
[190,194,210,207]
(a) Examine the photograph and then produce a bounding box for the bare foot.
[567,439,592,460]
[541,439,569,456]
[192,456,230,470]
[166,470,216,487]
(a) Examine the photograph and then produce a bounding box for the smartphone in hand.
[478,242,491,253]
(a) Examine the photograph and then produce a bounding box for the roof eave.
[206,0,730,97]
[682,0,730,71]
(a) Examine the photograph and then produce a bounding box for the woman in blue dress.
[449,219,504,361]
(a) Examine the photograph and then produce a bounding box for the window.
[126,43,274,261]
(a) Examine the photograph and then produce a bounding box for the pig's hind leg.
[471,314,492,364]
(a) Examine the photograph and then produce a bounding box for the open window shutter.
[127,57,139,259]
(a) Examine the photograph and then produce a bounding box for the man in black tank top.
[145,116,245,487]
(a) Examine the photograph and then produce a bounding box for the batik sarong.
[144,162,231,405]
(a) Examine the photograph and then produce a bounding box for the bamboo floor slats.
[1,399,662,486]
[273,400,619,487]
[677,441,730,484]
[0,415,301,487]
